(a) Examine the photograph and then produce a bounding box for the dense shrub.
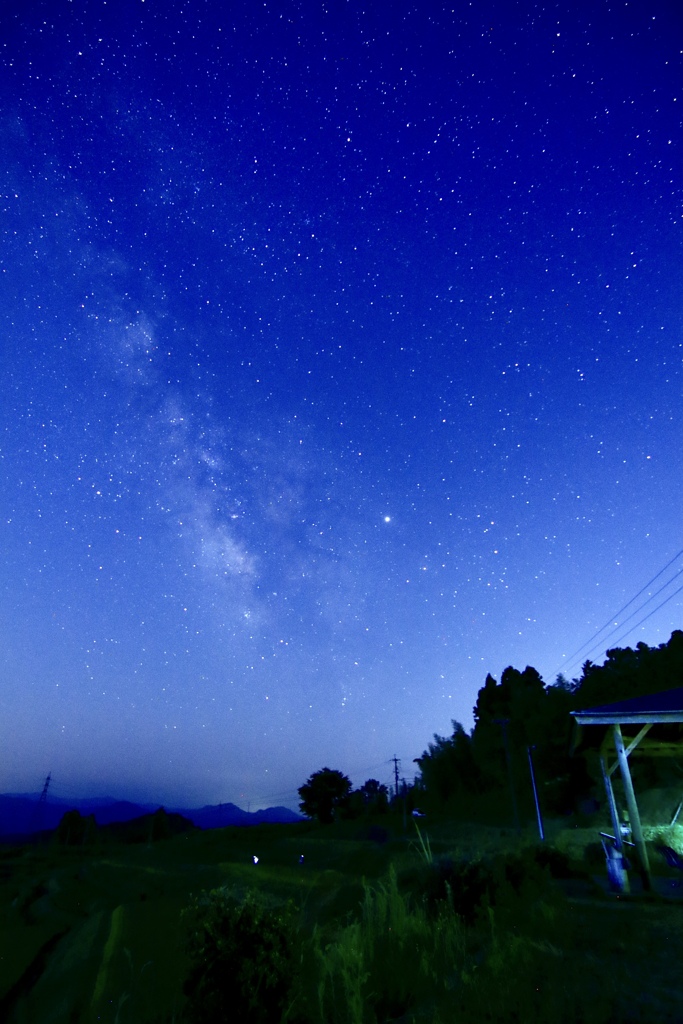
[531,844,577,879]
[181,887,300,1024]
[412,846,566,925]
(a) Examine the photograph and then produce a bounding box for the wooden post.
[613,723,651,890]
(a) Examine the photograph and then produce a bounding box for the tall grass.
[311,867,467,1024]
[410,820,433,866]
[176,842,621,1024]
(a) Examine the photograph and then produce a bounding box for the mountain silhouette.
[0,793,302,840]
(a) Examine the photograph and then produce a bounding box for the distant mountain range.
[0,793,303,840]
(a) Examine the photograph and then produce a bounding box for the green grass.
[308,866,467,1024]
[2,815,683,1023]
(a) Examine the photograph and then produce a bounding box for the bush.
[181,887,300,1024]
[531,844,577,879]
[411,846,566,926]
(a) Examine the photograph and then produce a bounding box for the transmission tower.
[30,772,52,834]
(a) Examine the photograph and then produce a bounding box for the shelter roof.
[573,687,683,726]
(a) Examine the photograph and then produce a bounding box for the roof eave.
[573,711,683,726]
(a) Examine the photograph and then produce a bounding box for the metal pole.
[527,745,545,841]
[599,754,623,852]
[613,723,651,890]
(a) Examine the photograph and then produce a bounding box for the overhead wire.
[557,548,683,678]
[558,547,683,673]
[605,580,683,652]
[563,566,683,673]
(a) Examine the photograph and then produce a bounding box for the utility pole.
[391,756,401,800]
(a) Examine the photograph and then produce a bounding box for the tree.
[470,663,596,816]
[298,767,352,824]
[355,778,390,816]
[569,631,683,795]
[415,721,481,810]
[55,809,97,845]
[359,778,389,803]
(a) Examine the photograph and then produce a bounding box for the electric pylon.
[30,772,52,834]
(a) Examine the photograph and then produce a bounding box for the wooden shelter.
[573,687,683,891]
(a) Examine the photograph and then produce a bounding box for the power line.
[556,548,683,678]
[562,566,683,674]
[605,581,683,652]
[588,566,683,649]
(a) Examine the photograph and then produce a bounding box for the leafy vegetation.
[3,816,683,1022]
[181,887,299,1024]
[309,867,467,1024]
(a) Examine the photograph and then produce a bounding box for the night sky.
[1,0,681,810]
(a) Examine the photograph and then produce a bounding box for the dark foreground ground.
[1,817,683,1023]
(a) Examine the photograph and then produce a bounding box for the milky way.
[1,0,680,808]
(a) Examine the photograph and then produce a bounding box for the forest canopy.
[414,631,683,819]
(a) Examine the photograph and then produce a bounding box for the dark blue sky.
[1,0,681,809]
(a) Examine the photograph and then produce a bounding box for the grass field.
[1,815,683,1022]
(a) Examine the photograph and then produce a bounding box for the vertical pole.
[527,746,544,841]
[599,754,623,852]
[613,724,651,890]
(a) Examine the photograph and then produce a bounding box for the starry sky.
[1,0,681,810]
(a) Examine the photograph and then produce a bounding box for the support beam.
[623,723,652,760]
[613,723,651,890]
[601,723,653,777]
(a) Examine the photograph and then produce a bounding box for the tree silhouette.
[55,808,96,845]
[415,721,481,809]
[345,778,389,817]
[359,778,389,804]
[298,767,352,824]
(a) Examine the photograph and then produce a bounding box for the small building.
[572,686,683,891]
